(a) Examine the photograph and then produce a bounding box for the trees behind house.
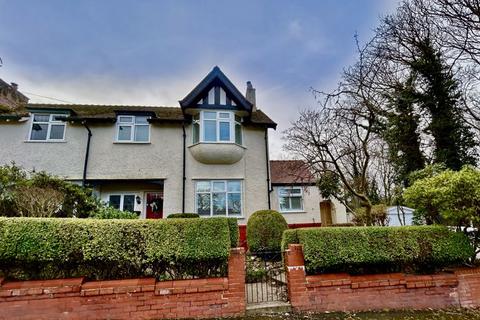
[285,0,480,225]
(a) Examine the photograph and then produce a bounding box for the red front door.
[146,192,163,219]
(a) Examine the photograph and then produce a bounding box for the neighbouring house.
[269,160,349,227]
[0,67,276,223]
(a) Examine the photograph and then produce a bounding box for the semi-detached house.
[0,66,348,239]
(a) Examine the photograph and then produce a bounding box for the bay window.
[195,180,242,216]
[116,115,150,142]
[29,113,67,141]
[278,187,304,212]
[192,111,242,144]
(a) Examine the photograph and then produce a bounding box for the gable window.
[29,113,67,141]
[108,194,135,212]
[278,187,304,212]
[192,111,242,144]
[116,115,150,142]
[195,180,242,217]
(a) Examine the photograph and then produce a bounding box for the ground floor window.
[278,186,303,212]
[108,194,135,212]
[195,180,242,216]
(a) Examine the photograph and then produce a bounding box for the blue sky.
[0,0,398,157]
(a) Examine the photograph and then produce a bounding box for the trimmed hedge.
[282,226,474,274]
[166,213,200,219]
[247,210,288,253]
[0,217,235,280]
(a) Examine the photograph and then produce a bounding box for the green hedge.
[0,217,234,280]
[247,210,288,253]
[166,213,200,219]
[282,226,474,274]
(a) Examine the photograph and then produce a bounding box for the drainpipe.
[82,122,92,188]
[182,124,186,213]
[265,128,271,209]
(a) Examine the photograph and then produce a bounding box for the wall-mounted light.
[136,195,142,205]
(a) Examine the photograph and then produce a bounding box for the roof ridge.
[27,103,179,108]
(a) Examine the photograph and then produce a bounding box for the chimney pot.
[10,83,18,91]
[246,81,256,111]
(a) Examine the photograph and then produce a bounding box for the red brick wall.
[0,248,246,320]
[285,244,480,312]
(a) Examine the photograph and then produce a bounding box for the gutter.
[265,128,271,209]
[82,122,92,188]
[182,124,187,213]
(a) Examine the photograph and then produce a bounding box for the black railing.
[245,251,288,304]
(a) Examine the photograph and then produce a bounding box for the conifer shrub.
[247,210,288,253]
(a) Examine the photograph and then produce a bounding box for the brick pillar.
[285,244,308,310]
[456,268,480,308]
[228,247,246,312]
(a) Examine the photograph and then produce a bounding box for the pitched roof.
[270,160,316,185]
[0,103,276,127]
[179,66,253,111]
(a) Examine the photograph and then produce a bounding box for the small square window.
[116,115,150,142]
[29,113,67,141]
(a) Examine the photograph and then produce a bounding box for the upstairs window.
[192,111,242,144]
[29,113,67,141]
[278,187,304,212]
[116,115,150,142]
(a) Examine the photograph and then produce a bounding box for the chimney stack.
[246,81,256,111]
[10,83,18,91]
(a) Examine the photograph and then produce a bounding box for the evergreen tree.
[411,38,477,170]
[385,75,425,187]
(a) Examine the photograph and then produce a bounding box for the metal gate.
[245,251,288,304]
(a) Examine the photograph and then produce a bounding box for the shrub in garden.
[166,213,200,218]
[0,217,234,281]
[88,205,139,219]
[0,164,98,218]
[282,226,473,275]
[247,210,288,253]
[353,204,389,226]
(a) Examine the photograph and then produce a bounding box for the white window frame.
[278,186,304,212]
[115,115,151,143]
[28,113,67,142]
[107,193,137,212]
[195,111,242,144]
[194,180,243,217]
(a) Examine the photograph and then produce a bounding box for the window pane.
[193,122,200,143]
[51,115,66,122]
[227,181,241,192]
[228,193,241,216]
[196,181,210,192]
[213,181,225,192]
[134,125,149,142]
[278,188,289,197]
[109,195,121,209]
[204,111,216,119]
[33,114,50,122]
[219,112,230,119]
[235,123,242,144]
[290,188,302,195]
[279,197,290,211]
[49,124,65,140]
[204,120,216,141]
[123,195,135,212]
[212,193,226,215]
[119,116,133,123]
[135,116,148,124]
[30,123,48,140]
[219,122,230,141]
[290,197,303,210]
[196,193,211,215]
[118,125,132,141]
